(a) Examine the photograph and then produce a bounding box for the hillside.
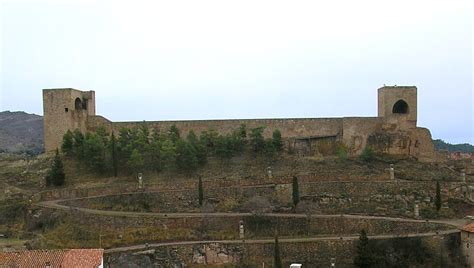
[433,139,474,153]
[0,111,43,154]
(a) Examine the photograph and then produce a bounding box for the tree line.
[61,124,283,175]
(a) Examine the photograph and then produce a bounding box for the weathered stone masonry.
[43,86,437,161]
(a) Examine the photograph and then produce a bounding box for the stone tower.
[43,88,96,152]
[378,86,417,127]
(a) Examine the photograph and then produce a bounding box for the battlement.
[42,86,435,162]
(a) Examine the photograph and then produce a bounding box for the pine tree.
[435,181,442,211]
[72,129,85,159]
[274,235,283,268]
[249,127,265,153]
[354,229,375,268]
[168,124,180,144]
[198,176,204,206]
[128,149,144,174]
[160,140,177,171]
[292,176,300,206]
[264,139,276,158]
[46,149,66,186]
[176,140,198,172]
[83,133,106,173]
[61,130,74,155]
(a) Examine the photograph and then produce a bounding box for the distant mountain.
[433,139,474,153]
[0,111,43,155]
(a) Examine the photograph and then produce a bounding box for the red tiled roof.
[62,249,103,268]
[461,223,474,233]
[0,249,103,268]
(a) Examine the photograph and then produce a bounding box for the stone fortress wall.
[42,86,437,161]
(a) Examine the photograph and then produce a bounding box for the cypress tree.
[110,133,118,177]
[435,181,442,211]
[198,176,204,206]
[354,229,375,268]
[274,235,283,268]
[272,129,283,151]
[292,176,300,206]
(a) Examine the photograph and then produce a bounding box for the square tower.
[378,86,417,126]
[43,88,96,152]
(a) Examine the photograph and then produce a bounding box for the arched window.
[75,98,83,110]
[392,100,409,114]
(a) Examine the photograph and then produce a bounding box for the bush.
[241,196,272,215]
[336,144,348,159]
[361,147,375,162]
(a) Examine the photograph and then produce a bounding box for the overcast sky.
[0,0,472,144]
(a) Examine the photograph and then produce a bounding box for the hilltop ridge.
[0,111,43,154]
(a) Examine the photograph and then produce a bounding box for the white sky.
[0,0,473,143]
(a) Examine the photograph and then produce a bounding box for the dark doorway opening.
[75,98,82,110]
[392,100,409,114]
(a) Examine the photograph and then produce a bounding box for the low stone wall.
[63,208,449,239]
[104,233,465,267]
[60,181,463,217]
[33,173,389,202]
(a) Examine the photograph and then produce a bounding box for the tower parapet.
[43,88,95,152]
[378,86,417,127]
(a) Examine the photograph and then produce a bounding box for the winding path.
[104,229,459,254]
[33,188,469,254]
[35,196,468,228]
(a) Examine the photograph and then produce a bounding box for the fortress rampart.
[42,86,437,161]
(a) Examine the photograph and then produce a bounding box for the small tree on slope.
[46,149,66,187]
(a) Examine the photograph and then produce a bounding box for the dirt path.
[36,198,468,227]
[104,229,460,254]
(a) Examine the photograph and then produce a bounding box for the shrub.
[336,144,348,159]
[361,147,375,162]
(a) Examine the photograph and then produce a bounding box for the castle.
[42,86,437,161]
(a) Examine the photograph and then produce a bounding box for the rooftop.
[0,249,103,268]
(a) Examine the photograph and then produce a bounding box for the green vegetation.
[62,125,284,176]
[360,147,375,162]
[292,176,300,206]
[249,127,265,152]
[435,181,442,211]
[61,130,73,155]
[432,139,474,153]
[336,144,348,159]
[0,199,26,225]
[354,229,375,268]
[45,149,66,186]
[272,129,283,151]
[274,235,283,268]
[198,176,204,206]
